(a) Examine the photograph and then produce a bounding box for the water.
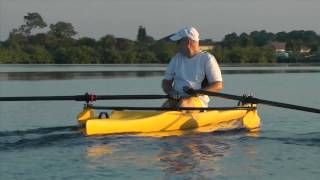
[1,65,320,180]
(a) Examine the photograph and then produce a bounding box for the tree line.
[215,30,320,63]
[0,12,319,64]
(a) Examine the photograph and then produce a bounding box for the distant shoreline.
[1,63,320,67]
[1,63,320,80]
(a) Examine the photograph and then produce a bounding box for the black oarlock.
[84,92,97,105]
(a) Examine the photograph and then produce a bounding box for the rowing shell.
[77,104,261,136]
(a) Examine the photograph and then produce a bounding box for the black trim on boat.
[87,105,257,111]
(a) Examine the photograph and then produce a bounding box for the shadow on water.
[0,126,82,151]
[0,127,240,152]
[240,131,320,147]
[0,126,78,137]
[1,125,320,154]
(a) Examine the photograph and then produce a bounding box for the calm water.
[0,65,320,180]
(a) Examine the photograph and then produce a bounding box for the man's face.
[177,38,189,56]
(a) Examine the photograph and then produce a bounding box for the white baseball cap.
[170,26,200,42]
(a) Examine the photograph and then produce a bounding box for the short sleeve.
[205,54,223,83]
[164,58,176,80]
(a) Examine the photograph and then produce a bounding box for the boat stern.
[243,109,261,132]
[77,107,96,127]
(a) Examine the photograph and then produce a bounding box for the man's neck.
[187,49,201,58]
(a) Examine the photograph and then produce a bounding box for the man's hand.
[168,89,182,100]
[168,89,195,99]
[183,86,196,95]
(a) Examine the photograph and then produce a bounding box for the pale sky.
[0,0,319,41]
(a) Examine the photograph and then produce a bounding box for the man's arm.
[203,81,223,92]
[162,79,174,94]
[162,79,183,99]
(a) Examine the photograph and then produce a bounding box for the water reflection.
[158,131,260,178]
[1,68,320,80]
[84,134,231,178]
[86,144,113,158]
[0,71,165,81]
[82,130,262,178]
[85,137,160,171]
[158,135,229,179]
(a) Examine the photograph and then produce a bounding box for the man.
[162,26,223,108]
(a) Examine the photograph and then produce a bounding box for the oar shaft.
[0,94,169,101]
[252,98,320,114]
[196,91,245,101]
[0,95,84,101]
[195,90,320,114]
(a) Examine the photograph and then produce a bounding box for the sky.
[0,0,319,41]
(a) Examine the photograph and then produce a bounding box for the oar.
[0,93,169,102]
[192,90,320,114]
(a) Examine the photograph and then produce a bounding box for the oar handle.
[96,95,169,100]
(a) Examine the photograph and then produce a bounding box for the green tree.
[239,33,253,47]
[263,47,276,63]
[226,47,242,63]
[100,48,122,63]
[120,50,138,63]
[26,45,54,63]
[249,47,263,63]
[5,33,28,49]
[11,12,47,37]
[222,33,239,48]
[78,37,97,48]
[150,40,176,63]
[137,26,147,42]
[99,35,116,49]
[54,47,70,63]
[137,51,157,63]
[0,48,12,63]
[250,30,274,47]
[116,38,136,51]
[49,21,77,38]
[54,46,100,64]
[136,26,154,44]
[212,46,224,63]
[97,35,120,63]
[1,48,31,63]
[275,31,289,42]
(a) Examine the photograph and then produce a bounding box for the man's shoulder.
[199,51,216,61]
[171,53,183,60]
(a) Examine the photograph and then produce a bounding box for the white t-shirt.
[164,52,223,93]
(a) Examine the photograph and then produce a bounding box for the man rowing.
[162,26,223,108]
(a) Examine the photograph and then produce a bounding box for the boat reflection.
[84,130,259,178]
[157,134,229,178]
[158,130,260,178]
[86,144,114,158]
[85,142,159,170]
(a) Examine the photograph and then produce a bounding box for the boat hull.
[78,107,261,136]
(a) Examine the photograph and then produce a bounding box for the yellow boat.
[1,91,318,136]
[77,105,261,136]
